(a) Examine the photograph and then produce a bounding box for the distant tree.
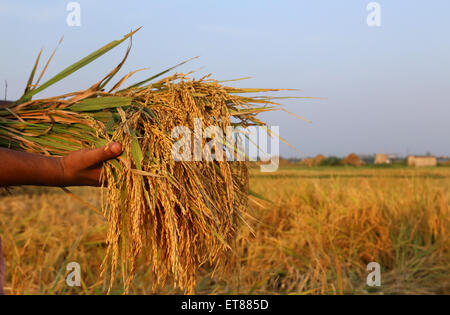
[313,154,327,166]
[278,157,291,166]
[341,153,364,166]
[438,160,450,167]
[299,158,314,166]
[319,156,342,166]
[361,154,375,164]
[300,154,327,167]
[392,158,407,166]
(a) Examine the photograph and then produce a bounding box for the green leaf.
[129,128,143,170]
[128,128,153,208]
[248,189,273,203]
[142,107,160,125]
[68,96,132,112]
[23,49,43,95]
[17,28,141,104]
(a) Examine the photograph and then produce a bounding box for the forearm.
[0,148,64,187]
[0,100,13,108]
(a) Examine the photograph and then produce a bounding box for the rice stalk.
[0,29,306,293]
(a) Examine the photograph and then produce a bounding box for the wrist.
[51,156,66,187]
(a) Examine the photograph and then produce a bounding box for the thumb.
[82,142,123,166]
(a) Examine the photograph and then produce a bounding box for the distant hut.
[407,155,437,167]
[375,153,390,164]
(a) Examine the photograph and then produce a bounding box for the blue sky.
[1,1,449,158]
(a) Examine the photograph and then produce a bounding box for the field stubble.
[0,166,448,294]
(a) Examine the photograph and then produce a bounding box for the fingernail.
[110,142,122,155]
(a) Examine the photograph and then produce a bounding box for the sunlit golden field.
[0,166,449,294]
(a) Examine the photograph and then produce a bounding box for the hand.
[59,142,122,186]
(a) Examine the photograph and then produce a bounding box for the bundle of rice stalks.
[0,29,299,293]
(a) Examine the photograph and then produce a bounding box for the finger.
[81,142,123,166]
